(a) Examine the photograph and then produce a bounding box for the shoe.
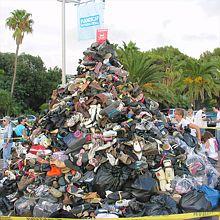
[52,180,59,189]
[2,197,14,211]
[58,176,66,186]
[103,130,117,138]
[83,105,97,126]
[118,152,132,165]
[66,113,83,127]
[49,187,62,198]
[59,185,66,193]
[163,159,174,183]
[47,165,62,177]
[99,101,121,116]
[4,170,16,180]
[51,159,66,169]
[153,166,167,191]
[89,81,104,91]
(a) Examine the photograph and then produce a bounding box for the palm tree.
[117,42,163,86]
[176,59,220,108]
[6,9,33,97]
[117,42,178,106]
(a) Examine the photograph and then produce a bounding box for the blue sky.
[0,0,220,74]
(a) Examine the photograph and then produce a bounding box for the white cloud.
[0,0,219,74]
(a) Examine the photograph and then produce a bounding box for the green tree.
[176,59,220,108]
[14,54,61,111]
[117,42,163,85]
[6,9,34,97]
[0,90,13,116]
[200,48,220,105]
[0,52,61,112]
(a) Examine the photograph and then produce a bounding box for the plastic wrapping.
[197,185,220,209]
[185,154,206,176]
[33,198,62,217]
[14,196,36,216]
[179,189,212,212]
[171,175,196,194]
[93,163,131,198]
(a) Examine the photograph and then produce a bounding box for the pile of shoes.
[0,40,219,218]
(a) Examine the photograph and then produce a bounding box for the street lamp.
[57,0,81,85]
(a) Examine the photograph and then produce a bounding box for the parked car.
[206,112,217,127]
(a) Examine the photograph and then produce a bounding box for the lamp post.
[57,0,80,85]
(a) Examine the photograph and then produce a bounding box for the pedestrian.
[14,116,29,142]
[174,108,201,143]
[1,116,13,171]
[194,107,207,135]
[201,131,218,166]
[213,106,220,147]
[186,108,194,123]
[186,108,196,137]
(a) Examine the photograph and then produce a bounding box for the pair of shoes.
[153,159,174,191]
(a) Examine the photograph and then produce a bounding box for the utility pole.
[57,0,81,85]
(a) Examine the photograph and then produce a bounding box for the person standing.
[1,116,13,171]
[194,107,207,135]
[213,106,220,147]
[174,108,201,143]
[14,116,29,142]
[186,109,194,123]
[186,108,196,137]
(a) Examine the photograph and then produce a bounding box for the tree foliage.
[117,42,220,109]
[6,9,34,97]
[0,52,61,114]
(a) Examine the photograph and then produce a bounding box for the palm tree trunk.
[11,43,19,97]
[217,96,220,106]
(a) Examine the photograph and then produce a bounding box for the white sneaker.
[103,130,117,138]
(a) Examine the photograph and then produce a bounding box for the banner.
[96,28,108,44]
[77,1,104,41]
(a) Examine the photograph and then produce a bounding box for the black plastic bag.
[182,127,198,148]
[179,189,212,212]
[93,163,131,198]
[131,174,156,191]
[145,194,179,216]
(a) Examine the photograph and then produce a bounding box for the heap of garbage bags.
[0,40,219,218]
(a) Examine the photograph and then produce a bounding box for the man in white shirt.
[213,106,220,147]
[174,108,201,143]
[186,109,197,137]
[194,107,207,134]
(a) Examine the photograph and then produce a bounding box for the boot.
[163,159,174,183]
[153,166,167,191]
[47,164,62,177]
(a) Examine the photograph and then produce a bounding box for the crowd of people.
[0,116,31,172]
[174,107,220,166]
